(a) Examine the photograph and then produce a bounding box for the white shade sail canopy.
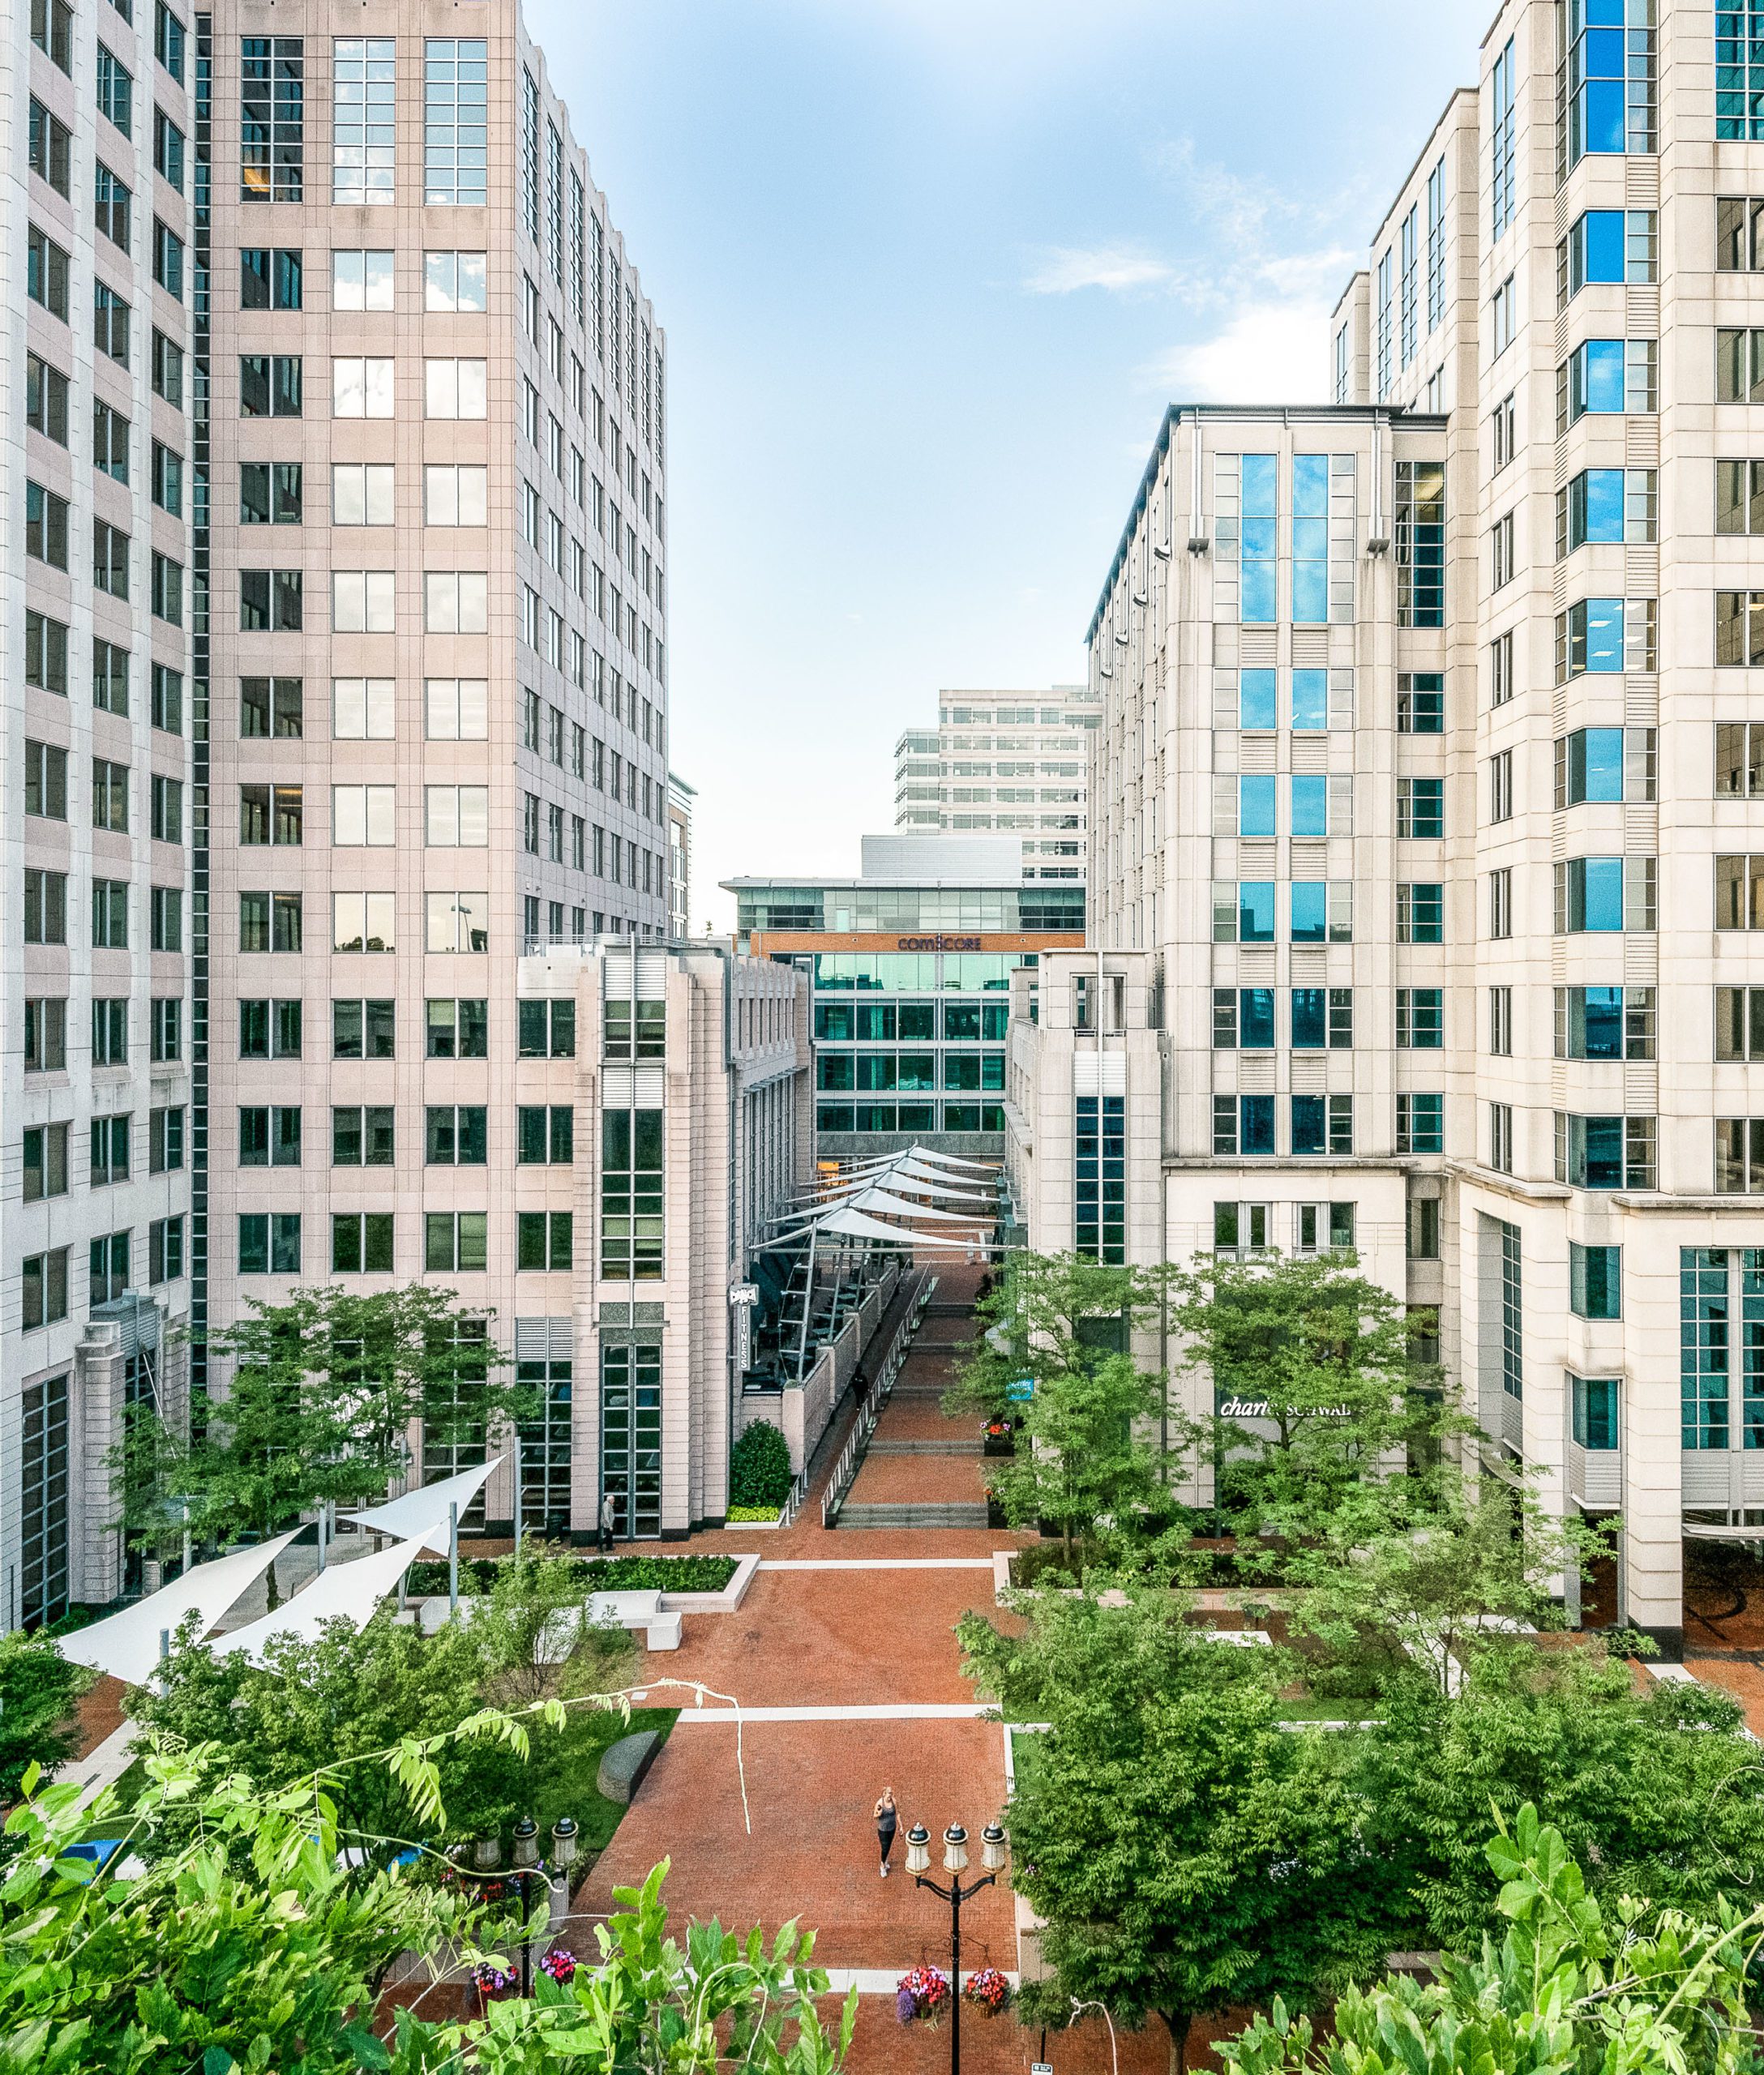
[344,1457,500,1553]
[211,1532,431,1663]
[841,1186,983,1224]
[772,1203,986,1250]
[58,1530,302,1687]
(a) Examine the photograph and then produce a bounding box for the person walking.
[875,1788,898,1878]
[598,1490,618,1554]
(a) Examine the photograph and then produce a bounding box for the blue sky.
[523,0,1493,926]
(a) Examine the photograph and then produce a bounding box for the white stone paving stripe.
[668,1702,991,1722]
[757,1558,995,1571]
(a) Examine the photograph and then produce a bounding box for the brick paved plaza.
[569,1264,1175,2070]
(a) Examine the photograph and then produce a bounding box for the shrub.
[405,1553,738,1596]
[730,1421,793,1508]
[727,1505,782,1523]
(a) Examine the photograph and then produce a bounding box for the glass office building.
[726,835,1084,1161]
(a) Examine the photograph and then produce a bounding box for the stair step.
[836,1503,991,1530]
[868,1438,983,1455]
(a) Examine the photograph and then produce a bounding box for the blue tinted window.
[1581,210,1625,282]
[1240,989,1275,1050]
[1580,986,1625,1059]
[1291,988,1326,1049]
[1240,776,1277,836]
[1578,468,1625,544]
[1582,599,1625,672]
[1242,454,1278,515]
[1240,670,1277,730]
[1291,1095,1325,1156]
[1291,775,1328,837]
[1569,727,1625,802]
[1290,882,1325,942]
[1240,881,1275,943]
[1292,454,1329,516]
[1291,670,1327,732]
[1573,340,1626,413]
[1570,855,1625,931]
[1240,1094,1275,1155]
[1581,1113,1625,1187]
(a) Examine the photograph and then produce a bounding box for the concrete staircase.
[837,1501,991,1530]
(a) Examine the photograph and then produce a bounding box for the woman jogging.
[874,1788,898,1877]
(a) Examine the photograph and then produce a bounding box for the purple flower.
[897,1985,917,2025]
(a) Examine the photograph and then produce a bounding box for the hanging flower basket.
[965,1966,1012,2017]
[469,1958,517,2006]
[537,1946,578,1986]
[896,1964,951,2025]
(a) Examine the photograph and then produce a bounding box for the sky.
[522,0,1495,928]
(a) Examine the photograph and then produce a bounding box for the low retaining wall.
[734,1261,903,1475]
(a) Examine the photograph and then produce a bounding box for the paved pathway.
[566,1264,1183,2069]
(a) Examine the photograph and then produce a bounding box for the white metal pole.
[448,1500,460,1614]
[512,1432,523,1562]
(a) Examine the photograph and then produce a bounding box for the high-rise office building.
[6,0,674,1617]
[666,771,693,939]
[894,684,1098,881]
[1013,0,1759,1654]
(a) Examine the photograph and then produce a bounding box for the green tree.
[960,1587,1397,2072]
[948,1251,1191,1562]
[112,1285,530,1602]
[0,1632,93,1802]
[729,1420,793,1508]
[126,1611,529,1850]
[468,1542,637,1709]
[1351,1639,1764,1951]
[1282,1474,1599,1698]
[1223,1804,1764,2075]
[1168,1251,1439,1538]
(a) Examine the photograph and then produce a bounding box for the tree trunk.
[1160,2010,1194,2075]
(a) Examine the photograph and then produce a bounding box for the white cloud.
[1145,299,1334,406]
[1023,242,1176,295]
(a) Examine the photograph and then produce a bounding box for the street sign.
[1032,2063,1053,2074]
[1005,1378,1034,1403]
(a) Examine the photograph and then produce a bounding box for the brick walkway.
[563,1263,1181,2069]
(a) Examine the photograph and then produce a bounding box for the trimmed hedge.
[405,1553,739,1596]
[729,1421,792,1508]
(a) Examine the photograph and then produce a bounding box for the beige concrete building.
[4,0,691,1615]
[667,771,693,939]
[1013,0,1764,1654]
[895,685,1099,882]
[504,940,810,1538]
[6,0,197,1617]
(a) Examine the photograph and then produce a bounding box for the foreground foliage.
[1,1737,854,2075]
[1223,1804,1764,2075]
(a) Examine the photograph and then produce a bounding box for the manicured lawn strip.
[523,1705,679,1853]
[405,1554,738,1597]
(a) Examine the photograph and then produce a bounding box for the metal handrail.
[820,1271,936,1528]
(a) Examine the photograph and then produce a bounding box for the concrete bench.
[413,1588,682,1652]
[597,1729,663,1805]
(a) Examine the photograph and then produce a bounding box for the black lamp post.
[906,1819,1008,2075]
[511,1815,541,1998]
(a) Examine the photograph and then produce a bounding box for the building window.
[1489,36,1515,237]
[1398,776,1445,840]
[516,1213,574,1272]
[1406,1196,1440,1260]
[1490,274,1514,357]
[1568,0,1655,162]
[29,99,71,197]
[1718,6,1764,139]
[600,1342,662,1538]
[242,998,303,1059]
[28,225,71,319]
[1376,248,1393,398]
[1568,1243,1621,1322]
[517,1105,575,1165]
[1214,1202,1269,1259]
[1291,1094,1354,1157]
[155,1,184,82]
[426,249,488,312]
[1212,1094,1275,1157]
[26,482,69,570]
[19,1371,69,1626]
[1397,882,1444,945]
[332,38,394,204]
[1074,1094,1125,1261]
[1680,1247,1761,1451]
[425,40,488,205]
[1213,452,1278,625]
[1398,204,1419,370]
[1555,597,1655,679]
[1552,984,1653,1060]
[520,67,541,240]
[1555,854,1653,932]
[601,1109,663,1278]
[1559,468,1656,553]
[241,36,302,201]
[1569,1375,1619,1453]
[1496,1217,1522,1400]
[1488,749,1514,823]
[1394,462,1445,627]
[1555,726,1652,806]
[1425,155,1446,329]
[1561,208,1656,299]
[238,1213,302,1276]
[95,162,131,251]
[1290,986,1353,1050]
[332,1213,394,1274]
[1397,672,1443,733]
[1396,1092,1444,1156]
[23,1122,69,1203]
[1396,988,1443,1049]
[1489,1102,1514,1174]
[1555,1111,1656,1189]
[238,888,303,953]
[1560,339,1656,425]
